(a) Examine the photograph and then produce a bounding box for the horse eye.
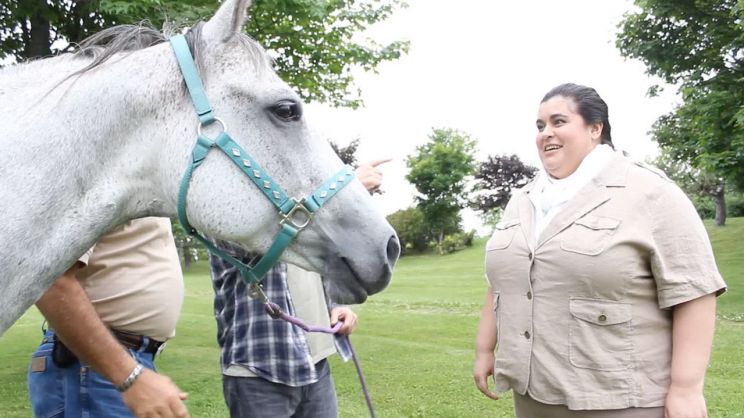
[271,100,302,122]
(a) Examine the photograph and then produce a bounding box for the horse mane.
[70,21,272,77]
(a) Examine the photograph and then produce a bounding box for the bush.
[728,194,744,217]
[433,230,476,255]
[692,196,715,219]
[387,207,429,255]
[691,193,744,220]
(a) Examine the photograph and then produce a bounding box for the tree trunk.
[713,189,726,226]
[27,4,51,59]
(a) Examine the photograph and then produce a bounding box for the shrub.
[387,207,429,255]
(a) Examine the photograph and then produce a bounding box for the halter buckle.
[280,198,313,231]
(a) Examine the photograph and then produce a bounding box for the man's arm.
[36,264,189,418]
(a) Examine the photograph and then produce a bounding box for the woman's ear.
[590,122,603,142]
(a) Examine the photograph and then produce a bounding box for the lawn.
[0,218,742,417]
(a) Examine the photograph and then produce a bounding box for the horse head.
[158,0,400,303]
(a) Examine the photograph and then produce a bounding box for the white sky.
[304,0,680,231]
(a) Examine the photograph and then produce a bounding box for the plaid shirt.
[210,241,351,387]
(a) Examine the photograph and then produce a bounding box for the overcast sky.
[304,0,679,231]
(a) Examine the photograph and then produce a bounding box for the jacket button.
[598,314,607,322]
[524,331,531,339]
[526,291,532,300]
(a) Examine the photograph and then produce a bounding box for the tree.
[1,0,409,108]
[616,0,744,195]
[405,128,476,253]
[470,154,537,216]
[329,138,360,166]
[652,149,727,226]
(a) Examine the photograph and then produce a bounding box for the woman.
[473,83,726,418]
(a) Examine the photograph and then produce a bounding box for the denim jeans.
[27,329,157,418]
[222,359,338,418]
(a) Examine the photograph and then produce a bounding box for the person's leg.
[79,349,157,418]
[223,375,302,418]
[28,330,67,418]
[513,391,664,418]
[293,360,338,418]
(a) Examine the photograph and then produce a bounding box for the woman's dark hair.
[541,83,614,149]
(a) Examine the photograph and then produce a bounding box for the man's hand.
[356,158,391,193]
[330,306,358,335]
[473,352,499,400]
[123,369,189,418]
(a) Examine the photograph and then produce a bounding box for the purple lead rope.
[264,302,377,418]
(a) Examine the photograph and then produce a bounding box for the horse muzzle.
[324,234,400,304]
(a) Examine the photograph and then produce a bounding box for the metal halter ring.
[280,198,314,231]
[197,117,227,139]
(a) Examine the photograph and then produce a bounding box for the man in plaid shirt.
[211,160,387,418]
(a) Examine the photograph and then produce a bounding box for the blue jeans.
[222,359,338,418]
[27,330,157,418]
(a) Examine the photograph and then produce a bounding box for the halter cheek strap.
[169,34,353,284]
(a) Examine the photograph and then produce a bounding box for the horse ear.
[203,0,253,42]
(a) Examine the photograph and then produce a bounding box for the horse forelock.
[71,21,274,79]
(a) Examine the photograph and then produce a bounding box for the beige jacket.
[485,154,726,410]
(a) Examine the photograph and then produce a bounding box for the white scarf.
[528,144,616,243]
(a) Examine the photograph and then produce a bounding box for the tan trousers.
[513,392,664,418]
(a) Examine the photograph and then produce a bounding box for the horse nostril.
[386,235,401,266]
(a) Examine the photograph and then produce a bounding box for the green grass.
[1,219,742,417]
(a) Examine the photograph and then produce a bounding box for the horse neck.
[0,45,187,305]
[7,44,187,217]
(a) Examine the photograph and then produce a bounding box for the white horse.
[0,0,399,335]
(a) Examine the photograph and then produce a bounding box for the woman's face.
[535,96,602,179]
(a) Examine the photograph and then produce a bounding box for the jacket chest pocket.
[568,298,633,371]
[560,215,620,256]
[487,219,520,251]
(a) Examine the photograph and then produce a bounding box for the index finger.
[367,158,392,167]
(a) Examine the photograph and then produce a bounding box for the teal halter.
[169,34,354,285]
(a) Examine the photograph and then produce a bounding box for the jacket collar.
[518,153,629,250]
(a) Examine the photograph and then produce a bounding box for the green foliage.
[405,128,477,252]
[247,0,409,108]
[0,0,106,58]
[728,194,744,217]
[432,230,475,255]
[1,0,409,108]
[386,206,428,254]
[693,193,744,220]
[616,0,744,191]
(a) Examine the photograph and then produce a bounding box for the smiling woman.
[535,83,614,180]
[473,83,727,418]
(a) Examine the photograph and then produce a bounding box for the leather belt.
[111,329,165,355]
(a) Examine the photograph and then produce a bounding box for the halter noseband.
[169,34,353,285]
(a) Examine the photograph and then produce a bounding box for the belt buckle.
[155,341,167,357]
